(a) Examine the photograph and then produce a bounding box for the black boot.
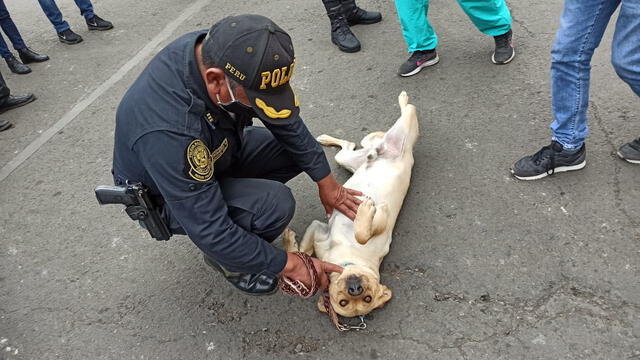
[0,93,36,114]
[5,55,31,74]
[341,0,382,25]
[327,5,361,53]
[17,47,49,64]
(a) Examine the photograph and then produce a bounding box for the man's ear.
[375,285,393,309]
[203,67,226,102]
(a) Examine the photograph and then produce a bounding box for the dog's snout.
[346,275,363,296]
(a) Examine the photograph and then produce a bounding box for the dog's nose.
[346,275,363,296]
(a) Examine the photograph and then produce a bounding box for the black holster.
[95,183,171,241]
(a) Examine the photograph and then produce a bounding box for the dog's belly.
[321,156,414,268]
[345,156,413,215]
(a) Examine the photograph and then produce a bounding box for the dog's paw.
[398,91,409,107]
[316,134,333,146]
[282,228,299,252]
[357,197,377,219]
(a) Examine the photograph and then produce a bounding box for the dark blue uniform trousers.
[171,126,303,243]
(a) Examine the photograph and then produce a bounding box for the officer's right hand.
[281,253,343,291]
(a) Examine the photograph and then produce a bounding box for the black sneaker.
[57,29,83,44]
[203,255,279,296]
[492,29,515,64]
[86,15,113,31]
[617,138,640,164]
[398,50,439,77]
[511,141,586,180]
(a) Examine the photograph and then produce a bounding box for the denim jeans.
[550,0,640,149]
[394,0,512,52]
[37,0,94,33]
[0,1,26,58]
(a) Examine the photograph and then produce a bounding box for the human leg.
[511,0,620,180]
[37,0,70,33]
[550,0,620,149]
[232,126,304,183]
[73,0,94,19]
[456,0,512,36]
[0,1,26,51]
[394,0,440,76]
[322,0,361,52]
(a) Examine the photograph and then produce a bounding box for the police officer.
[112,15,362,295]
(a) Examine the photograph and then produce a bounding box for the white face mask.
[215,76,257,119]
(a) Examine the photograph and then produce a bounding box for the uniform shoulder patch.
[186,139,213,182]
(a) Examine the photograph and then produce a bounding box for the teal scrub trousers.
[395,0,513,52]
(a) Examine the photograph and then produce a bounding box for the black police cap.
[202,14,299,123]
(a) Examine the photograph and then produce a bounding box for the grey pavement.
[0,0,638,359]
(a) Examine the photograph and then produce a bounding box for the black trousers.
[169,126,303,242]
[0,72,9,106]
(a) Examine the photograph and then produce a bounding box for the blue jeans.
[0,1,26,58]
[550,0,640,149]
[37,0,94,33]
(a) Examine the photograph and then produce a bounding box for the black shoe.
[0,93,36,114]
[57,29,83,44]
[327,5,361,53]
[341,0,382,25]
[86,15,113,31]
[17,47,49,64]
[511,141,586,180]
[203,255,279,296]
[0,118,12,131]
[617,138,640,164]
[5,55,31,74]
[398,50,439,77]
[492,29,515,64]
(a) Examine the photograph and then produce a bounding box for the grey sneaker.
[492,29,515,64]
[511,141,586,180]
[617,138,640,164]
[398,50,439,77]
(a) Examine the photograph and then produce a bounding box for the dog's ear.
[374,285,393,309]
[316,297,328,313]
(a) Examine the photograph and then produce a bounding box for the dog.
[283,91,419,318]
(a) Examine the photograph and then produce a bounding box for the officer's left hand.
[317,173,363,221]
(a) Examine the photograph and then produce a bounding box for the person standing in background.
[0,0,49,74]
[37,0,113,45]
[0,72,36,131]
[321,0,381,53]
[394,0,515,77]
[511,0,640,180]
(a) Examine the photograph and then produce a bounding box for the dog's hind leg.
[282,228,300,252]
[354,198,388,245]
[317,134,368,173]
[382,91,419,157]
[298,220,330,256]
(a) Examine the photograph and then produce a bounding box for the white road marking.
[0,0,211,183]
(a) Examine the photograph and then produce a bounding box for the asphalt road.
[1,0,638,359]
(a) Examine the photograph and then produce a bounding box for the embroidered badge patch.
[186,139,213,181]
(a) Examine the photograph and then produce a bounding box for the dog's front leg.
[354,198,389,245]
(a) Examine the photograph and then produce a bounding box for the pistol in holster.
[94,183,171,241]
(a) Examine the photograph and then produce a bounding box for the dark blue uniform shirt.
[112,30,330,276]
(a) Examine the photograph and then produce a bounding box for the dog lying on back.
[284,91,419,317]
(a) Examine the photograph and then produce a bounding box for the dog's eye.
[339,300,349,307]
[364,296,372,303]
